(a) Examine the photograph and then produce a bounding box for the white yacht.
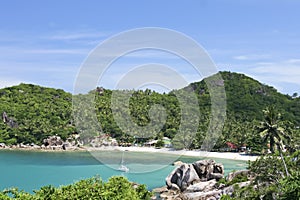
[117,151,129,172]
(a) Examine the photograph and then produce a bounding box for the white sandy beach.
[85,146,258,161]
[1,145,258,161]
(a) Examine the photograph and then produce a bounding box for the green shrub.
[155,140,164,148]
[220,194,234,200]
[0,176,152,200]
[228,174,248,185]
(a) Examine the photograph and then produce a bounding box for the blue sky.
[0,0,299,94]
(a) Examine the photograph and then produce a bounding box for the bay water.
[0,150,248,193]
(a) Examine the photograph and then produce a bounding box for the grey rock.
[237,181,251,188]
[2,112,18,128]
[193,159,224,181]
[153,186,168,193]
[226,169,250,182]
[173,161,184,166]
[222,185,234,194]
[0,143,6,148]
[43,135,63,146]
[166,163,200,191]
[183,190,221,200]
[166,160,224,192]
[207,197,216,200]
[186,179,217,193]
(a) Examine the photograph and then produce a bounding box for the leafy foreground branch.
[0,176,153,200]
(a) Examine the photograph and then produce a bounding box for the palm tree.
[258,106,290,177]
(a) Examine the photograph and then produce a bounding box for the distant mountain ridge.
[0,71,299,147]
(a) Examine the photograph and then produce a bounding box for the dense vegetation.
[1,71,300,151]
[220,107,300,199]
[0,84,75,145]
[219,152,300,200]
[0,176,152,200]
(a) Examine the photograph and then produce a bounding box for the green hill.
[190,71,300,123]
[0,71,299,148]
[181,71,300,149]
[0,83,75,145]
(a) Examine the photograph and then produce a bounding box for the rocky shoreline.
[0,134,121,152]
[0,143,85,152]
[0,135,85,152]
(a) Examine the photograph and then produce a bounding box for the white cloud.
[46,31,110,40]
[124,50,179,59]
[252,60,300,78]
[233,54,271,61]
[286,59,300,64]
[24,48,89,55]
[248,59,300,94]
[217,58,300,94]
[233,55,248,60]
[97,64,191,91]
[0,79,23,89]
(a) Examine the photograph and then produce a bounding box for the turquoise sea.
[0,150,248,193]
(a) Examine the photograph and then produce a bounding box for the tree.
[292,92,298,98]
[258,106,291,176]
[155,132,164,148]
[247,130,264,155]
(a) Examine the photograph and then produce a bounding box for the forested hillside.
[0,84,75,145]
[190,71,300,123]
[0,71,299,149]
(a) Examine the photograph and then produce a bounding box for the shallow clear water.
[0,150,248,193]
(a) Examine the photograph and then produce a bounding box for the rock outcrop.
[166,163,201,191]
[193,160,224,181]
[0,143,6,148]
[155,160,251,200]
[2,112,18,128]
[42,135,81,150]
[173,161,184,166]
[166,159,224,192]
[43,135,63,147]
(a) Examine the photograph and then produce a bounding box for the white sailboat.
[118,151,129,172]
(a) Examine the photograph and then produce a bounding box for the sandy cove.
[84,146,259,161]
[0,145,258,161]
